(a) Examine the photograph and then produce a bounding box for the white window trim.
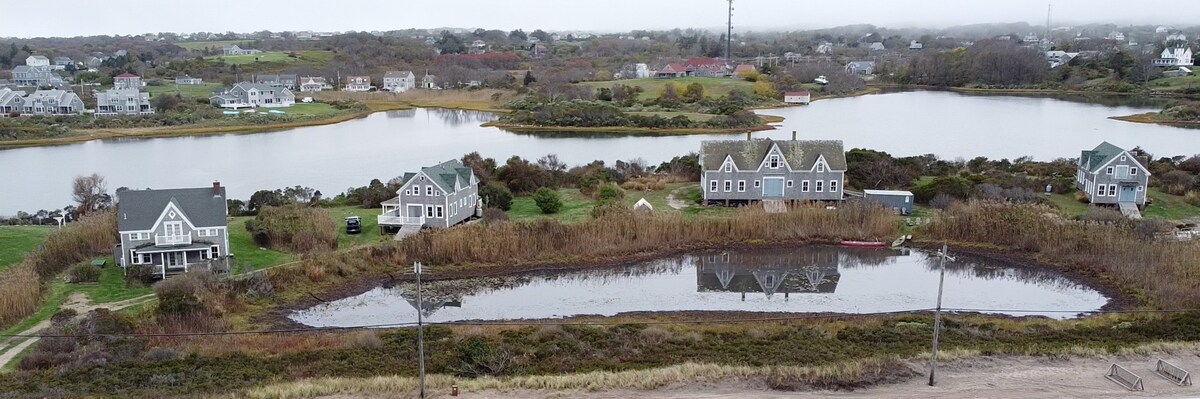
[802,180,810,192]
[829,180,839,192]
[723,180,732,192]
[786,180,793,188]
[815,180,825,192]
[1131,167,1138,175]
[709,180,718,192]
[753,180,760,187]
[1109,184,1117,196]
[436,205,444,218]
[737,180,746,192]
[1106,167,1114,175]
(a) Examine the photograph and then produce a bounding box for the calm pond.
[289,246,1108,327]
[2,90,1196,214]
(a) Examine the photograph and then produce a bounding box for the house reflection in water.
[696,246,910,300]
[402,292,463,318]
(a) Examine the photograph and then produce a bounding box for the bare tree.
[72,173,111,217]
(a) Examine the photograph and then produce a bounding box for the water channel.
[290,246,1109,327]
[3,90,1196,214]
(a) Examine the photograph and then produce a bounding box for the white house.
[25,55,50,67]
[209,83,295,108]
[175,75,203,85]
[221,45,262,56]
[635,63,651,78]
[1154,47,1194,67]
[382,71,415,92]
[298,76,329,92]
[343,75,372,92]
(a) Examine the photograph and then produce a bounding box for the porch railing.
[155,233,192,246]
[378,215,424,226]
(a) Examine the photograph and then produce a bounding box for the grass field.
[227,216,294,273]
[580,77,757,101]
[1045,189,1199,220]
[145,82,223,100]
[323,206,390,248]
[0,226,51,271]
[204,50,334,67]
[508,189,596,223]
[176,40,250,51]
[1148,75,1200,92]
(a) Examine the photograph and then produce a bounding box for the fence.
[1106,363,1145,391]
[1154,359,1192,386]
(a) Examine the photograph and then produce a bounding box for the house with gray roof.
[298,76,330,92]
[383,71,415,92]
[114,182,230,278]
[700,135,847,205]
[1076,142,1150,209]
[22,89,83,115]
[378,159,480,232]
[175,75,203,85]
[221,45,261,55]
[254,74,298,90]
[11,65,66,87]
[210,82,295,108]
[96,88,153,116]
[0,88,26,115]
[845,61,875,75]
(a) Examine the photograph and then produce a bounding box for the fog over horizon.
[1,0,1197,38]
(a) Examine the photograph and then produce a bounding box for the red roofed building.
[656,63,686,78]
[682,57,728,77]
[113,73,143,90]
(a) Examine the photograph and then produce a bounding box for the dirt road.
[0,292,154,370]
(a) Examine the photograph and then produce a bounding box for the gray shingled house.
[378,159,481,232]
[114,183,230,279]
[1076,141,1150,207]
[700,136,847,205]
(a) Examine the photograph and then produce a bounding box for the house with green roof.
[699,135,847,205]
[1075,141,1150,208]
[379,159,481,232]
[114,182,230,279]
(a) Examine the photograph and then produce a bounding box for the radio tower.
[1045,1,1052,36]
[725,0,734,60]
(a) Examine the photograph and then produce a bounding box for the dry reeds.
[243,358,910,399]
[0,211,115,328]
[922,201,1200,307]
[247,206,337,253]
[399,202,897,267]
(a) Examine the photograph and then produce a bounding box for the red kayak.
[840,241,887,247]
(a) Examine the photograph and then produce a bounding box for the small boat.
[840,241,887,248]
[268,109,286,114]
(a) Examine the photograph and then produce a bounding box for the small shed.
[783,91,811,104]
[864,190,914,215]
[633,198,654,215]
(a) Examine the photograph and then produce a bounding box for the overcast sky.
[1,0,1196,38]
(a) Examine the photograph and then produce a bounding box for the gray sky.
[1,0,1195,38]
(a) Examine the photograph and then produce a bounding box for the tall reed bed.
[246,206,337,253]
[399,202,898,267]
[0,212,115,328]
[922,201,1200,307]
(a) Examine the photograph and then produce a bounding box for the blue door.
[763,178,784,197]
[1119,185,1135,202]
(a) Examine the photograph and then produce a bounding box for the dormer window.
[723,163,732,173]
[816,162,825,173]
[1106,167,1114,175]
[1131,168,1138,175]
[768,155,780,169]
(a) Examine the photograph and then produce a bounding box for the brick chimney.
[746,131,752,141]
[792,130,797,141]
[212,181,221,196]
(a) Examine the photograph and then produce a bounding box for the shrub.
[479,182,513,211]
[244,205,337,253]
[125,264,158,286]
[596,183,626,203]
[65,264,101,283]
[532,187,563,214]
[1186,191,1200,207]
[482,207,509,224]
[154,269,223,319]
[0,262,44,327]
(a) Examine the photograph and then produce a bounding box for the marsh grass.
[921,201,1200,307]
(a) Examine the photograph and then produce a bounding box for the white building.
[635,63,651,79]
[25,55,50,67]
[1155,47,1194,67]
[382,71,415,92]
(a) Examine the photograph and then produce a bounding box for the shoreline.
[1109,111,1200,127]
[481,115,782,136]
[868,83,1200,98]
[0,102,413,149]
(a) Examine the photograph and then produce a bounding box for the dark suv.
[345,216,362,234]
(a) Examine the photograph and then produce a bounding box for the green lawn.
[176,40,251,51]
[0,226,51,270]
[1148,75,1200,92]
[227,216,294,273]
[204,50,334,66]
[324,206,390,248]
[280,103,344,117]
[1144,189,1200,220]
[508,189,597,223]
[145,82,223,100]
[581,77,757,101]
[67,257,153,304]
[1047,192,1090,217]
[626,111,716,121]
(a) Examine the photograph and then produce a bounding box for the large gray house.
[0,88,26,115]
[1076,141,1150,207]
[700,137,847,205]
[115,183,230,278]
[378,159,481,232]
[382,71,415,92]
[96,88,153,116]
[22,89,84,115]
[254,74,298,90]
[210,82,295,108]
[11,65,66,87]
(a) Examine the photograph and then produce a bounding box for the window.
[723,180,732,192]
[210,245,220,258]
[426,186,433,196]
[802,180,810,192]
[1109,184,1117,196]
[737,180,746,192]
[768,155,780,168]
[786,180,793,188]
[426,206,434,218]
[1106,167,1114,175]
[905,196,911,203]
[1120,156,1126,161]
[709,180,718,192]
[815,180,824,192]
[436,206,444,218]
[829,180,839,192]
[1131,168,1138,175]
[165,221,183,237]
[816,162,825,173]
[140,253,152,264]
[130,250,140,264]
[723,163,732,173]
[1137,186,1144,192]
[754,180,760,187]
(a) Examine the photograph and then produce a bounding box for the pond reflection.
[291,246,1107,326]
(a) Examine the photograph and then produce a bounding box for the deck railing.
[378,215,423,226]
[155,233,192,246]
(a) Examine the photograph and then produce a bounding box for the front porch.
[379,198,426,233]
[127,243,229,279]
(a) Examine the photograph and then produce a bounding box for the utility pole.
[928,243,955,386]
[414,261,426,398]
[725,0,734,61]
[1045,1,1053,37]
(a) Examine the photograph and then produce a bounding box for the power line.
[3,307,1198,339]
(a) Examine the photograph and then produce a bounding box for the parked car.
[345,216,361,234]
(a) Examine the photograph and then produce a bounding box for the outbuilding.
[863,189,914,215]
[783,91,811,104]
